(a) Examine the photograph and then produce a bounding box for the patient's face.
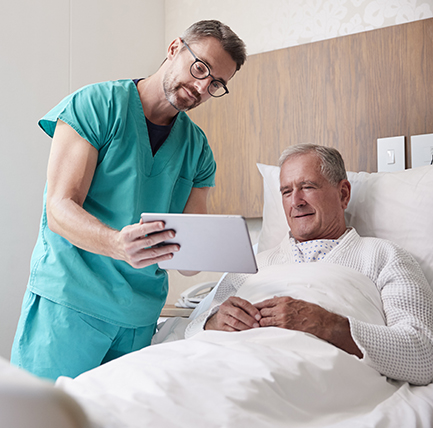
[280,153,349,242]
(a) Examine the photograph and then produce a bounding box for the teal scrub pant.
[11,290,156,381]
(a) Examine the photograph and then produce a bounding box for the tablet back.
[140,213,258,274]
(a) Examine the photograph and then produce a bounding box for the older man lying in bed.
[185,143,433,386]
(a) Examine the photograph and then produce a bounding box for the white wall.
[165,0,433,54]
[0,0,165,359]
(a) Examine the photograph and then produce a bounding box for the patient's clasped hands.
[205,296,362,357]
[205,295,327,332]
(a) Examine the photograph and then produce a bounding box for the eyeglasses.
[181,39,229,98]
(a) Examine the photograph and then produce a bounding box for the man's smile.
[292,212,314,219]
[182,85,200,102]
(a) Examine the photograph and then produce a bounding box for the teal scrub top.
[29,79,216,327]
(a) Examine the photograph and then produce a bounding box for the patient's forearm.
[321,313,363,358]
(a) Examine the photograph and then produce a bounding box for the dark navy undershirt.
[133,78,177,156]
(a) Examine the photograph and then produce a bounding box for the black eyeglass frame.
[181,38,229,98]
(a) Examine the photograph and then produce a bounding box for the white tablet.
[140,213,258,274]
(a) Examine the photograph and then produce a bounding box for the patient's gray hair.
[181,20,247,71]
[279,144,347,186]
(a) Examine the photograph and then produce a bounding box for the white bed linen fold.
[56,327,433,428]
[55,263,433,427]
[235,263,386,325]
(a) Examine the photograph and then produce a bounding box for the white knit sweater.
[185,228,433,385]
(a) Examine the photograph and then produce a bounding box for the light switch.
[411,133,433,168]
[387,149,395,164]
[377,136,405,172]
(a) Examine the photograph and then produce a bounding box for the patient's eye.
[302,182,317,190]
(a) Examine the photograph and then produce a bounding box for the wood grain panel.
[188,18,433,217]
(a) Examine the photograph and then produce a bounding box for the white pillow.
[256,163,433,286]
[256,163,289,253]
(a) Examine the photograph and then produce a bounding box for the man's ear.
[339,179,351,210]
[167,37,183,60]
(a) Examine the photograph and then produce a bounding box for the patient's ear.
[339,179,351,210]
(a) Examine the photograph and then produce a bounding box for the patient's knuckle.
[220,301,231,312]
[231,318,242,329]
[232,307,243,318]
[260,318,269,327]
[280,297,292,305]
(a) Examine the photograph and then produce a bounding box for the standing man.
[12,20,247,380]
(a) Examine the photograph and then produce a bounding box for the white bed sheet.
[56,263,433,428]
[56,328,433,428]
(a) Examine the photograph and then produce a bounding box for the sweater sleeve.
[343,237,433,385]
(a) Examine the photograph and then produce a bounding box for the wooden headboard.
[188,18,433,218]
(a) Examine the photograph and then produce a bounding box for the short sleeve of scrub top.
[30,80,216,327]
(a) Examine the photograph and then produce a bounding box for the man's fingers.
[258,307,277,318]
[124,220,165,240]
[124,221,178,246]
[231,296,262,321]
[205,309,251,332]
[131,245,180,269]
[220,297,261,330]
[117,220,182,268]
[224,313,256,331]
[259,316,276,327]
[254,296,280,310]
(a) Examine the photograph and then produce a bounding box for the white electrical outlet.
[411,133,433,168]
[377,136,405,172]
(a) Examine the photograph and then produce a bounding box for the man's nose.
[291,189,306,207]
[193,77,211,94]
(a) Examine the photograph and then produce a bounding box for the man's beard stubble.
[163,72,202,112]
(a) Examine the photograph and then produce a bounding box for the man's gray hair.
[279,143,347,186]
[181,20,247,71]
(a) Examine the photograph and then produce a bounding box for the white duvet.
[56,263,433,428]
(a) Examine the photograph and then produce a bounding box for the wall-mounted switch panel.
[411,133,433,168]
[377,136,405,172]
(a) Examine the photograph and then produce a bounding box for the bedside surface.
[160,305,194,318]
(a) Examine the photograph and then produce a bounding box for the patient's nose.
[291,189,306,207]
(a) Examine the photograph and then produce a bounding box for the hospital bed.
[2,163,430,428]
